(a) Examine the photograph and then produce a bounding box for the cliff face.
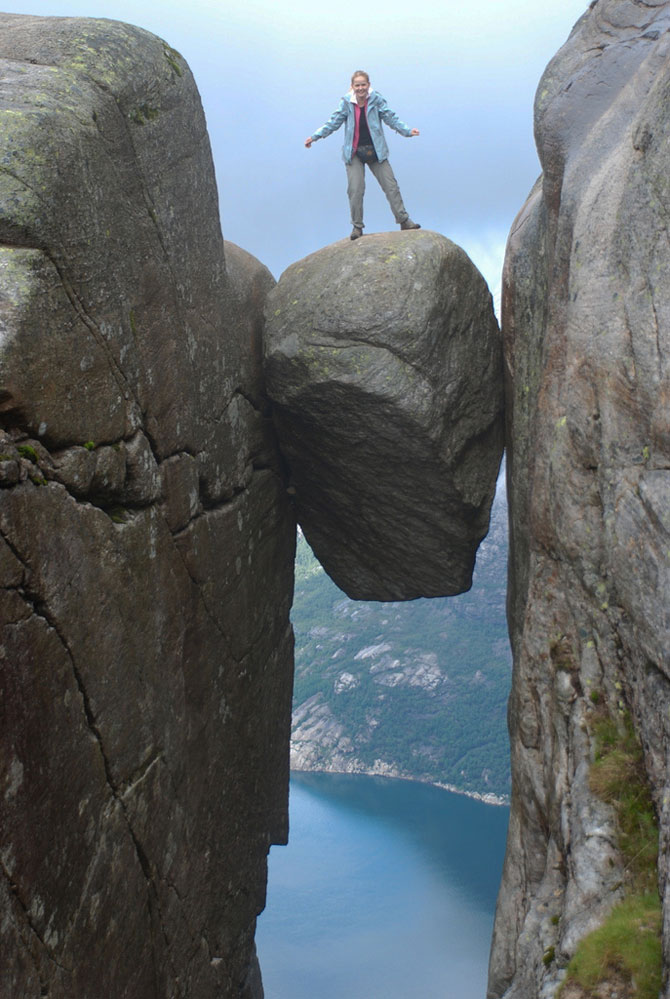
[489,2,670,996]
[0,16,294,998]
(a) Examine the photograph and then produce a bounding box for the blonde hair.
[351,70,370,85]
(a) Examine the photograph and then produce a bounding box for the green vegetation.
[559,712,661,998]
[107,506,128,524]
[291,481,512,799]
[590,715,658,886]
[84,440,96,451]
[129,104,159,126]
[17,444,38,463]
[162,45,184,78]
[561,894,661,998]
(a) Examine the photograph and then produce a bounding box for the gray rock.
[489,3,670,996]
[0,15,293,999]
[264,230,503,600]
[159,452,201,533]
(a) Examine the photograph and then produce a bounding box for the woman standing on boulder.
[305,70,420,240]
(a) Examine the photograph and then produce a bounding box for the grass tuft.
[17,443,38,463]
[563,893,661,999]
[589,715,658,889]
[559,712,661,998]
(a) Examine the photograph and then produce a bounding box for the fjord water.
[256,772,509,999]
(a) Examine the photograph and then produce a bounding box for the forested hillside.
[290,474,511,801]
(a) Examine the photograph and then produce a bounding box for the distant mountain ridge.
[290,474,511,802]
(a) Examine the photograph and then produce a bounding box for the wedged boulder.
[264,230,503,600]
[0,15,294,999]
[489,3,670,997]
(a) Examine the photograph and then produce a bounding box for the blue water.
[256,772,509,999]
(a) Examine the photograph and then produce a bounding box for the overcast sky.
[4,0,589,295]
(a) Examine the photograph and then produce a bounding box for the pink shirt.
[352,100,367,153]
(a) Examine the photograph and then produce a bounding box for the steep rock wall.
[0,16,294,999]
[489,2,670,996]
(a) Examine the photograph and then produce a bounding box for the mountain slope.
[290,474,511,800]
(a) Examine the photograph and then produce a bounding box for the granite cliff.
[489,2,670,996]
[0,16,294,998]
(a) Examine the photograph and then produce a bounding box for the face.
[352,76,370,101]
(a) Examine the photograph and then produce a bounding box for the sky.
[3,0,590,298]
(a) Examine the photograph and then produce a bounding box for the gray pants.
[345,156,409,229]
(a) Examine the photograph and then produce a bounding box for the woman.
[305,70,421,240]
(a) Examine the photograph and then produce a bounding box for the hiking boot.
[400,219,421,230]
[350,226,363,240]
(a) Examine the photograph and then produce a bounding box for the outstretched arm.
[304,99,348,147]
[377,95,417,137]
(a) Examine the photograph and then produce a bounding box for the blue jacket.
[311,89,413,164]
